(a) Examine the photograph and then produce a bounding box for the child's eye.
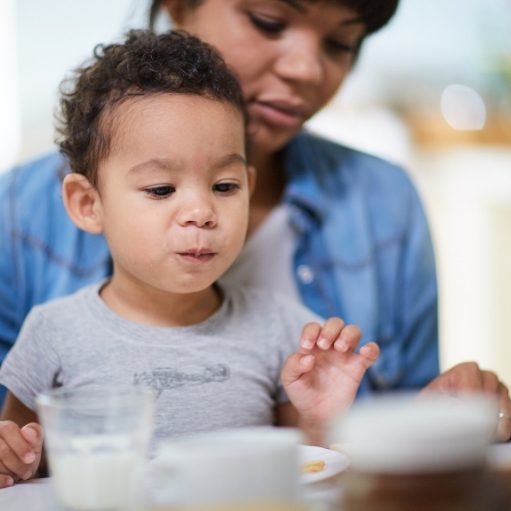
[145,185,175,199]
[249,13,285,35]
[213,182,240,194]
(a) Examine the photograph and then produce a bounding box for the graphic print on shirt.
[134,364,230,398]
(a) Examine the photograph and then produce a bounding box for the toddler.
[0,29,378,487]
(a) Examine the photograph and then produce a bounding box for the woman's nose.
[274,35,323,85]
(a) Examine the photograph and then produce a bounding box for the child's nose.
[178,199,217,228]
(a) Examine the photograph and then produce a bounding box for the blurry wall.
[1,0,147,170]
[1,0,510,385]
[0,0,20,170]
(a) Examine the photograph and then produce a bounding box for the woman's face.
[166,0,366,157]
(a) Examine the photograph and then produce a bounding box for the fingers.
[21,423,44,454]
[454,362,484,390]
[281,353,315,387]
[359,342,380,367]
[0,421,39,483]
[300,317,362,352]
[463,370,511,442]
[420,362,511,442]
[334,324,363,352]
[0,470,15,488]
[422,362,483,394]
[300,322,322,350]
[495,381,511,442]
[475,370,511,442]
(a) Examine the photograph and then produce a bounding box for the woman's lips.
[249,100,306,129]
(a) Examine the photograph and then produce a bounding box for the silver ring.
[498,411,511,420]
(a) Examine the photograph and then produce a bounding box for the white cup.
[148,427,303,509]
[331,393,498,473]
[37,386,154,511]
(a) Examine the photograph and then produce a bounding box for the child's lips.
[177,250,216,264]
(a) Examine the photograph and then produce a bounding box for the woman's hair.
[56,29,246,186]
[149,0,399,36]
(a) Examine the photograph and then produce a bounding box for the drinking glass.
[37,386,154,511]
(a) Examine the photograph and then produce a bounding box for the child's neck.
[99,279,223,327]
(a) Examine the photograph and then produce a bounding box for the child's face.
[94,94,252,296]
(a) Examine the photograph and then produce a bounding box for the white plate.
[299,445,350,484]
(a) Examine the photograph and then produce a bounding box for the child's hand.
[0,421,43,488]
[281,317,379,427]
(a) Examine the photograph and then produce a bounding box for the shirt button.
[297,265,314,284]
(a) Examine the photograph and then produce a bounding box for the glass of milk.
[37,386,154,511]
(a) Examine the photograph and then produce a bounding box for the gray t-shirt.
[0,282,318,440]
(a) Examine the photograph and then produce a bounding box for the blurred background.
[1,0,510,384]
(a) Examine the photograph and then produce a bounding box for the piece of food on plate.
[301,459,326,474]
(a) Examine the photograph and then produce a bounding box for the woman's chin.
[248,120,300,157]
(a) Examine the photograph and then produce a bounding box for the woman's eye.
[325,39,356,57]
[145,185,175,199]
[213,182,240,194]
[249,13,285,35]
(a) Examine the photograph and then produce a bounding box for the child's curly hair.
[56,29,246,186]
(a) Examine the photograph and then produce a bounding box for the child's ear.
[62,173,104,234]
[247,165,257,197]
[162,0,188,25]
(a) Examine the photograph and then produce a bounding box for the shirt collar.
[281,132,329,222]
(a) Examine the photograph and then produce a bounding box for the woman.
[1,0,510,439]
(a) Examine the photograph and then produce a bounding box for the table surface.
[0,474,342,511]
[3,444,511,511]
[0,478,56,511]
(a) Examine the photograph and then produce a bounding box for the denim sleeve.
[0,171,21,360]
[0,171,22,404]
[394,185,440,388]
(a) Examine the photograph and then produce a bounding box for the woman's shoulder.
[0,151,67,200]
[290,131,415,190]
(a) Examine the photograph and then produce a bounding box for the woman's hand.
[281,317,379,442]
[421,362,511,442]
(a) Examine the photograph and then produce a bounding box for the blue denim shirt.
[0,132,439,404]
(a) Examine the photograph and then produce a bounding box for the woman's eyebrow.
[276,0,364,26]
[277,0,307,13]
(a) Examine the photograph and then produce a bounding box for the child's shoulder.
[25,281,102,329]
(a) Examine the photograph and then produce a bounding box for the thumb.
[281,353,314,387]
[21,423,44,452]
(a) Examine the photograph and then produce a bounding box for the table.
[0,478,55,511]
[0,476,342,511]
[2,444,511,511]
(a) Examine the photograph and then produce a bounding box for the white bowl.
[332,393,498,473]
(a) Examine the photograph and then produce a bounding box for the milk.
[37,387,154,510]
[48,435,142,510]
